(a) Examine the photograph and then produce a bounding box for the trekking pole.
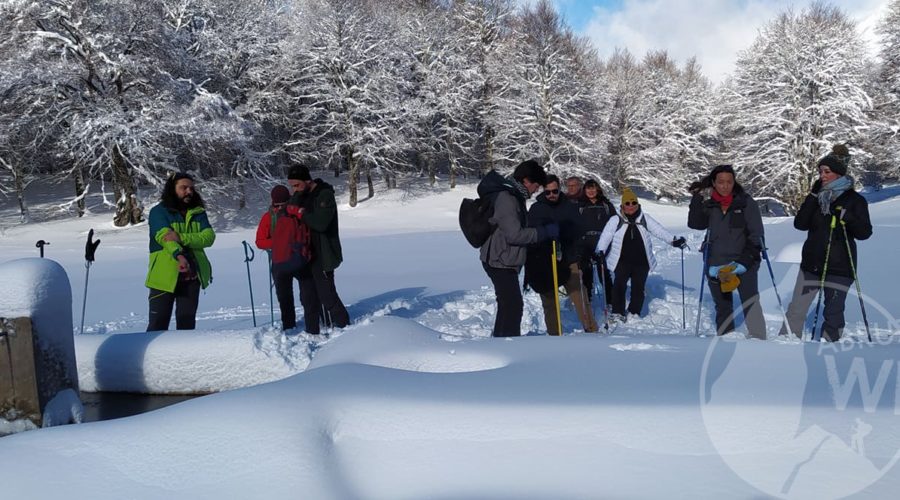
[681,247,686,330]
[811,216,837,342]
[695,232,709,337]
[839,217,872,342]
[79,229,101,335]
[242,241,257,327]
[36,240,49,258]
[597,258,609,331]
[551,241,562,336]
[267,250,275,325]
[760,236,791,338]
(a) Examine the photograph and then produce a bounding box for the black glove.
[688,177,711,195]
[85,229,100,263]
[672,236,687,249]
[537,223,559,242]
[832,205,854,224]
[596,250,605,261]
[811,179,822,195]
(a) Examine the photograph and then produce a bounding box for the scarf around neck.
[817,176,853,215]
[711,190,733,211]
[511,178,531,200]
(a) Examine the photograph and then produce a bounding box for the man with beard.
[145,172,216,331]
[286,164,350,334]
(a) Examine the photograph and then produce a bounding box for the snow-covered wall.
[0,258,81,428]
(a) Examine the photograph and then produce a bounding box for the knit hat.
[817,144,850,177]
[287,164,312,181]
[621,186,638,205]
[270,185,290,204]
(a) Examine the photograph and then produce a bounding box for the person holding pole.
[255,185,312,333]
[525,175,598,335]
[595,187,686,324]
[778,145,873,341]
[145,172,215,331]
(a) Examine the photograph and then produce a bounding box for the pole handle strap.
[242,240,255,263]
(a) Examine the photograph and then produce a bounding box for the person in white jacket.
[595,187,687,322]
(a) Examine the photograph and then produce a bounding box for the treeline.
[0,0,898,224]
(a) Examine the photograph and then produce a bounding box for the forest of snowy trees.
[0,0,898,224]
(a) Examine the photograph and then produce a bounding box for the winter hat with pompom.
[817,144,851,177]
[621,186,638,205]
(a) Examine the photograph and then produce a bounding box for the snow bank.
[75,327,317,393]
[4,317,900,498]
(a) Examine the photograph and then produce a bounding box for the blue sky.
[527,0,889,83]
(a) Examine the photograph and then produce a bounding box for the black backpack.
[459,196,495,248]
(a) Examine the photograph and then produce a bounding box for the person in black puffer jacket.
[778,145,873,341]
[578,179,616,308]
[525,175,598,334]
[687,164,767,339]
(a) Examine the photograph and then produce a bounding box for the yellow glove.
[718,264,741,293]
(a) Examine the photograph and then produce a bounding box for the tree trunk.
[483,125,494,174]
[366,164,374,200]
[334,146,344,178]
[346,146,358,207]
[428,155,436,186]
[111,143,144,227]
[449,154,457,189]
[73,166,86,217]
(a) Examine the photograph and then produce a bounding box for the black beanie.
[287,164,312,181]
[817,144,850,177]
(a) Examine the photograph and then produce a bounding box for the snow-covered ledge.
[0,258,82,434]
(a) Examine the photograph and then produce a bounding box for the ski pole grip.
[242,240,255,263]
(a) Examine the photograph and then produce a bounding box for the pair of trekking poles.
[692,223,871,342]
[241,241,333,331]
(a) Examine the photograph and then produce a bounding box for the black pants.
[482,262,523,337]
[147,279,201,331]
[582,254,613,305]
[706,264,767,339]
[298,262,350,334]
[273,269,303,330]
[611,260,649,316]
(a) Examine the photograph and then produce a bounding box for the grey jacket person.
[687,186,764,269]
[477,171,540,270]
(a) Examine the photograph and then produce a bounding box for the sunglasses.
[623,201,639,206]
[545,189,560,194]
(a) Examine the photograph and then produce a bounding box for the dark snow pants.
[611,260,649,317]
[298,262,350,334]
[147,278,201,331]
[779,269,853,341]
[581,253,613,306]
[482,262,523,337]
[273,269,302,330]
[706,264,767,339]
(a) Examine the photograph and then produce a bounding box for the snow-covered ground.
[1,177,900,498]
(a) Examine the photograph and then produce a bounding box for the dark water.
[79,391,203,422]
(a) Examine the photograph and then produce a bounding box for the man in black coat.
[525,175,598,334]
[778,145,873,341]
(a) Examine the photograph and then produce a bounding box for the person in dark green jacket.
[146,172,216,331]
[286,164,350,334]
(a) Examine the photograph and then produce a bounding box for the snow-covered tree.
[867,0,900,180]
[496,0,604,178]
[721,3,872,212]
[12,0,245,225]
[285,0,411,207]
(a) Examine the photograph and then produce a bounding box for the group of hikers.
[476,145,873,341]
[140,145,872,343]
[144,165,350,335]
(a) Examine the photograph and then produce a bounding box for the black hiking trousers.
[482,262,523,337]
[299,262,350,334]
[273,268,303,330]
[147,278,201,331]
[611,259,649,317]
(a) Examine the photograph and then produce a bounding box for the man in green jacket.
[286,164,350,334]
[146,172,216,331]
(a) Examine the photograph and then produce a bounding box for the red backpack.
[270,208,312,274]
